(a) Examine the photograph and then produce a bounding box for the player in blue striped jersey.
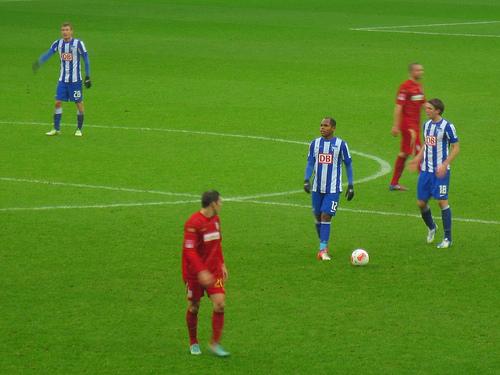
[304,117,354,260]
[409,99,460,248]
[33,22,91,137]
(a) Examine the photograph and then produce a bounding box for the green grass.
[1,0,499,374]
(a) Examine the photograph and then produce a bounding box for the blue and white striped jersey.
[307,137,352,193]
[49,38,88,83]
[421,118,459,173]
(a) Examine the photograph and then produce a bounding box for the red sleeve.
[220,247,225,265]
[183,222,207,275]
[396,83,408,105]
[217,217,225,265]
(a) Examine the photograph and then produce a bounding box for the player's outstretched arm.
[32,49,55,73]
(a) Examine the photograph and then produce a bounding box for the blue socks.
[52,108,84,131]
[421,204,452,241]
[420,206,436,230]
[441,206,452,241]
[54,107,62,130]
[319,221,331,250]
[315,222,321,238]
[77,111,84,130]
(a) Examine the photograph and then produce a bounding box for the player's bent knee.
[320,213,332,222]
[210,294,225,312]
[438,200,449,209]
[213,303,225,313]
[188,302,200,314]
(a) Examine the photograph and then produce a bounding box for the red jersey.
[396,79,425,130]
[182,211,224,282]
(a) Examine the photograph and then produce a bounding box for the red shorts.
[400,127,421,155]
[185,277,225,301]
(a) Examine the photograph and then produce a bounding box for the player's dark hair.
[321,117,336,127]
[408,62,421,72]
[61,22,73,29]
[428,98,445,115]
[201,190,220,208]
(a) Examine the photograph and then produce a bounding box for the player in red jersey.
[390,63,425,191]
[182,190,230,357]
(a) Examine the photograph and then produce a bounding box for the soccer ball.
[351,249,369,266]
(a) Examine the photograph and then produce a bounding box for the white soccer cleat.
[317,249,331,261]
[437,238,452,249]
[46,129,60,136]
[74,129,83,137]
[189,344,201,355]
[427,225,437,243]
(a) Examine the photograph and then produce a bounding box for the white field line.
[0,120,391,187]
[227,190,303,200]
[3,120,495,224]
[231,199,500,225]
[0,121,310,145]
[1,175,303,202]
[1,178,498,225]
[350,20,500,38]
[351,20,500,31]
[352,29,500,38]
[0,177,199,198]
[2,195,498,225]
[0,200,199,212]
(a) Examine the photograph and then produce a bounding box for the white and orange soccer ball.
[350,249,369,266]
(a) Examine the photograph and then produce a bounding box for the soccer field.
[1,0,499,373]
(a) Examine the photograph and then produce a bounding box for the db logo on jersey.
[425,136,437,146]
[61,53,73,61]
[318,153,333,164]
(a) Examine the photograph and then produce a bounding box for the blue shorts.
[55,81,83,102]
[417,171,450,201]
[312,192,340,216]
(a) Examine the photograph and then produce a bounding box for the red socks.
[211,311,224,344]
[391,155,407,185]
[186,310,198,345]
[187,309,224,345]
